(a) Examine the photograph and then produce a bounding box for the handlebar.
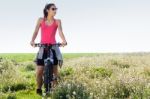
[34,43,62,47]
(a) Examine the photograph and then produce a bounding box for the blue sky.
[0,0,150,53]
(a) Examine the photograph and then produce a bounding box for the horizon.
[1,51,150,54]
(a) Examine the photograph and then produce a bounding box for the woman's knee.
[36,66,44,76]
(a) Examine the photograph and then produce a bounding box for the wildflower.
[96,81,99,84]
[67,83,71,89]
[72,91,76,95]
[90,92,93,96]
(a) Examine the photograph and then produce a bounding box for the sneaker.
[36,89,42,95]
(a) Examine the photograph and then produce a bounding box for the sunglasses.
[51,8,58,11]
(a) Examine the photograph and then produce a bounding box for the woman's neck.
[46,15,54,21]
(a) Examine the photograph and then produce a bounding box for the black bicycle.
[34,43,61,95]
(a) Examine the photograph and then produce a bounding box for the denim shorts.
[34,48,58,66]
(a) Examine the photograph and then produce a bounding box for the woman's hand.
[61,41,67,47]
[30,41,35,47]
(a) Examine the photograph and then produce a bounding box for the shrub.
[60,67,74,77]
[52,81,90,99]
[90,67,112,78]
[24,62,35,71]
[7,93,16,99]
[111,60,130,68]
[143,67,150,76]
[2,83,27,93]
[0,59,29,93]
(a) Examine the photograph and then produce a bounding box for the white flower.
[67,83,71,89]
[90,92,93,96]
[96,81,99,84]
[72,91,76,95]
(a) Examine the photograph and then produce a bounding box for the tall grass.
[0,53,150,99]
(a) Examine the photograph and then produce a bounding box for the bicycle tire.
[44,59,53,93]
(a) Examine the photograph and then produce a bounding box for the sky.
[0,0,150,53]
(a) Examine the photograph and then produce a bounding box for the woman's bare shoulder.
[55,19,61,25]
[38,17,44,23]
[55,18,61,21]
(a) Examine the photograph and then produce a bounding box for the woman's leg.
[53,65,58,87]
[36,65,44,89]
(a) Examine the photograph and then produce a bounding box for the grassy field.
[0,53,150,99]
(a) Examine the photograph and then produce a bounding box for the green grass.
[0,53,98,62]
[16,90,41,99]
[0,53,35,62]
[0,90,41,99]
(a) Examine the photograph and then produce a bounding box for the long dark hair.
[43,3,55,18]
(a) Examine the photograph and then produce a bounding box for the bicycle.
[34,43,61,95]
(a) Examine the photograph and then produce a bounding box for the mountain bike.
[34,43,61,95]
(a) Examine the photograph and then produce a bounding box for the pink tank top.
[40,18,58,44]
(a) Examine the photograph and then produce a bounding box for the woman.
[30,3,67,95]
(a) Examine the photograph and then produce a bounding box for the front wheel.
[44,60,53,93]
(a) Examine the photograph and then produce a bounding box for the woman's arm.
[57,19,67,47]
[30,18,42,46]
